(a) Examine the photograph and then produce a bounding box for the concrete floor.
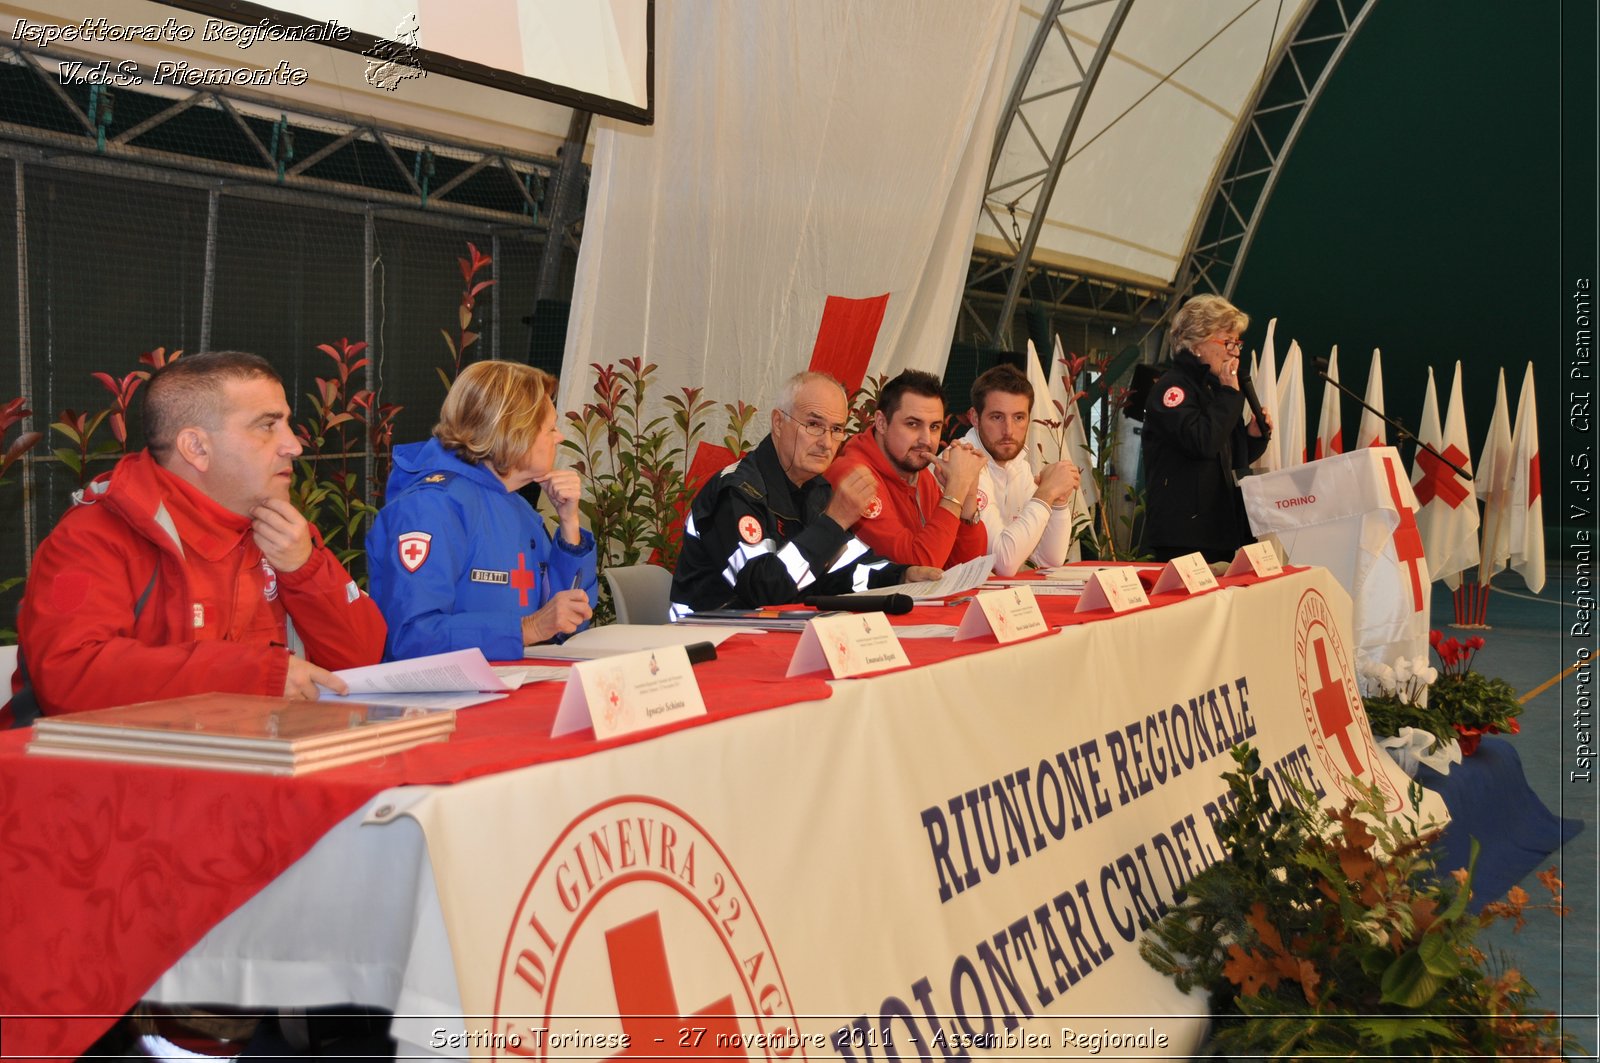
[1426,566,1597,1058]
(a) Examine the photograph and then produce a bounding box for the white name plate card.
[1073,566,1151,614]
[1225,540,1284,578]
[956,587,1049,644]
[786,611,910,678]
[552,646,707,739]
[1151,551,1221,596]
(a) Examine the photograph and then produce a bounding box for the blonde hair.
[434,360,558,471]
[1170,294,1250,354]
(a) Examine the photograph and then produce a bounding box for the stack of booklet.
[28,693,456,776]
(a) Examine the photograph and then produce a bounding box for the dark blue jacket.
[367,438,598,660]
[1141,350,1269,562]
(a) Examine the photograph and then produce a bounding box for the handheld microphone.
[1236,357,1272,442]
[802,593,914,615]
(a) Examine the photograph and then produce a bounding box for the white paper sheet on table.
[493,665,569,686]
[322,691,510,711]
[981,580,1079,595]
[523,624,747,660]
[321,649,511,696]
[860,553,994,599]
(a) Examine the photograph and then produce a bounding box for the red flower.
[1429,629,1443,648]
[1466,636,1486,651]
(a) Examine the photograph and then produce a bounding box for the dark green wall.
[1233,1,1595,545]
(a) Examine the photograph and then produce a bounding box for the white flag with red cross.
[1049,334,1099,512]
[1474,367,1514,578]
[1507,361,1545,593]
[1249,318,1281,474]
[1356,348,1387,449]
[1411,363,1479,588]
[1313,345,1343,460]
[1275,339,1307,469]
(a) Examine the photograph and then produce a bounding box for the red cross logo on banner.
[1311,637,1363,777]
[510,553,536,607]
[605,913,746,1060]
[1412,444,1471,508]
[1382,456,1426,612]
[807,293,890,395]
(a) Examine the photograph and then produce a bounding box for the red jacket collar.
[98,450,254,561]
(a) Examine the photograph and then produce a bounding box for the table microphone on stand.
[803,593,914,615]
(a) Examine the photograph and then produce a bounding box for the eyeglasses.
[1210,336,1243,354]
[776,407,849,441]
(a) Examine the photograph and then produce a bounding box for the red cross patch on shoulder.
[397,531,433,572]
[738,515,763,544]
[863,496,883,520]
[975,489,988,513]
[1162,386,1186,408]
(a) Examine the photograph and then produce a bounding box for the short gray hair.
[1170,294,1250,354]
[770,370,846,415]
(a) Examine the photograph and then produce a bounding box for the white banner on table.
[398,569,1439,1059]
[1242,447,1431,673]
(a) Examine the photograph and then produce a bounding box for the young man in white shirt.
[959,364,1083,576]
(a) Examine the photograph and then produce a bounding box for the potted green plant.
[1427,631,1523,754]
[1140,744,1572,1059]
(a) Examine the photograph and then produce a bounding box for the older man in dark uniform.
[671,371,940,617]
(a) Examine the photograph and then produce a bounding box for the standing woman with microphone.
[1140,294,1274,562]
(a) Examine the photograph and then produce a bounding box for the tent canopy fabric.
[979,0,1316,288]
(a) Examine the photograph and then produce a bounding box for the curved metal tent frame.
[1174,0,1378,308]
[969,0,1379,350]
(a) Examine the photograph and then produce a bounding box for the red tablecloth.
[0,565,1293,1058]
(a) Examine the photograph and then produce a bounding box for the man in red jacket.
[9,351,386,723]
[825,369,989,569]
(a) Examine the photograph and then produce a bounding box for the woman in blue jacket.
[367,360,597,660]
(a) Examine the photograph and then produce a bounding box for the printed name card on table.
[786,611,910,678]
[1074,566,1151,614]
[1226,541,1284,578]
[1151,551,1221,596]
[956,587,1048,644]
[551,646,707,739]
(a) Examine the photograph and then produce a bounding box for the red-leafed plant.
[49,348,180,487]
[1,397,44,639]
[1426,629,1523,747]
[290,337,391,576]
[438,241,495,390]
[49,408,116,488]
[563,357,757,620]
[1,398,45,488]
